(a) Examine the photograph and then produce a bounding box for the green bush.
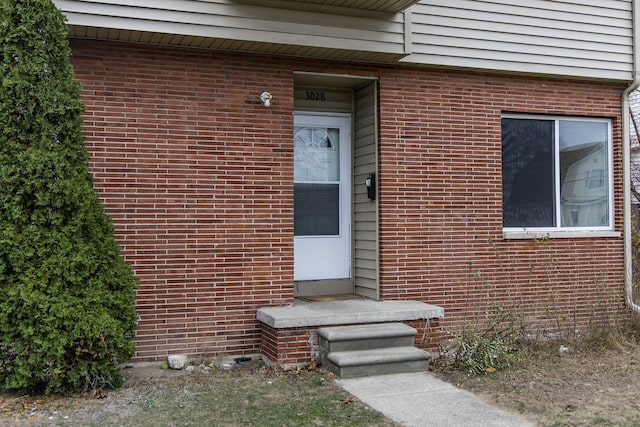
[0,0,138,393]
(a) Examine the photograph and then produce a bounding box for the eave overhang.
[278,0,420,13]
[57,0,411,63]
[66,24,407,63]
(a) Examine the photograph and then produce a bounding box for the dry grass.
[0,361,400,427]
[434,328,640,426]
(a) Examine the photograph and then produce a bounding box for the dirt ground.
[0,366,196,426]
[434,338,640,426]
[2,341,640,426]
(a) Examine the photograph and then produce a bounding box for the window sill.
[503,230,621,240]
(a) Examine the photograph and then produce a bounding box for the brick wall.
[71,40,297,362]
[260,324,319,366]
[377,69,627,337]
[70,39,628,363]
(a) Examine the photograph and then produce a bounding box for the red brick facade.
[70,39,627,363]
[377,70,627,336]
[260,324,319,366]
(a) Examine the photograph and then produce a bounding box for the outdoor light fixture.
[260,91,272,107]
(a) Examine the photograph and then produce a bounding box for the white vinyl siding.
[353,82,379,300]
[55,0,408,62]
[406,0,633,81]
[55,0,635,81]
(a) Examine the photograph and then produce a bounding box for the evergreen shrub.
[0,0,138,393]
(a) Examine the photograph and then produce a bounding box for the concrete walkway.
[337,372,534,427]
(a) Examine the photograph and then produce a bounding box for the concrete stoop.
[257,299,445,367]
[318,323,432,378]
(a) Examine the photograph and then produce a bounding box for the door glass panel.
[294,127,340,181]
[294,126,341,236]
[294,183,339,235]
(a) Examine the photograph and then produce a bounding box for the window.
[294,127,341,236]
[502,115,612,231]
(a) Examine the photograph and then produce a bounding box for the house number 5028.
[305,91,326,101]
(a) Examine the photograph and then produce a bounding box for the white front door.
[294,114,351,281]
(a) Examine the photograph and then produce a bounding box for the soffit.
[280,0,420,13]
[294,72,376,89]
[59,0,409,62]
[66,25,406,63]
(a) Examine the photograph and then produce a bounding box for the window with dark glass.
[502,116,611,230]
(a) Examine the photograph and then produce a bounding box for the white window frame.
[502,114,615,238]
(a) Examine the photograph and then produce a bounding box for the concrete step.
[318,323,431,378]
[324,346,432,378]
[318,322,417,352]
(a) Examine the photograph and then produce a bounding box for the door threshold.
[294,278,353,297]
[296,293,363,302]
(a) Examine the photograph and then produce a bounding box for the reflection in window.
[559,121,608,227]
